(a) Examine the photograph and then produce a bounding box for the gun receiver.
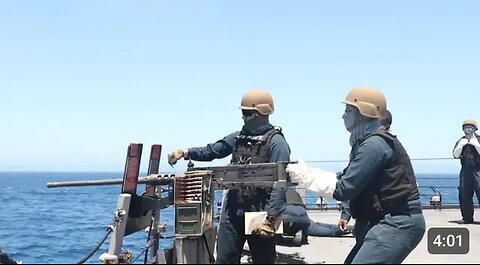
[188,162,292,190]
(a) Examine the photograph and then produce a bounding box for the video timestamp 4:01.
[427,227,469,254]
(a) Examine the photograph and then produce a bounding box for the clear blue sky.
[1,1,478,173]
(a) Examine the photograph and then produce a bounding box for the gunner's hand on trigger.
[168,149,187,166]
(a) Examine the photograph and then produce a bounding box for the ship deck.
[272,208,480,264]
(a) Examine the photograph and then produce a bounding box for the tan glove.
[168,149,188,166]
[252,216,282,237]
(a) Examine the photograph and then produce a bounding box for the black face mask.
[243,116,259,131]
[242,111,265,132]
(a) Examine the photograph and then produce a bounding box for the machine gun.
[191,161,290,189]
[47,143,294,264]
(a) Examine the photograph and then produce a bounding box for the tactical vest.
[230,127,283,164]
[460,136,480,169]
[350,129,420,219]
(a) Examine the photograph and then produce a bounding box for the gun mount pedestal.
[173,170,216,264]
[173,228,216,264]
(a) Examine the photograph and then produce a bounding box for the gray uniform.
[188,123,291,264]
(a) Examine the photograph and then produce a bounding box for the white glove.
[459,138,469,146]
[469,137,480,147]
[286,158,337,199]
[453,138,469,158]
[469,136,480,155]
[286,159,311,185]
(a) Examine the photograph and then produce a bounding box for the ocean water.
[0,172,464,264]
[0,172,175,264]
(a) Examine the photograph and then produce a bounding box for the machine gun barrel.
[47,162,295,189]
[47,173,181,188]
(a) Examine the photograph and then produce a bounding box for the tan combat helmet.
[239,89,274,115]
[463,119,478,130]
[342,86,386,118]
